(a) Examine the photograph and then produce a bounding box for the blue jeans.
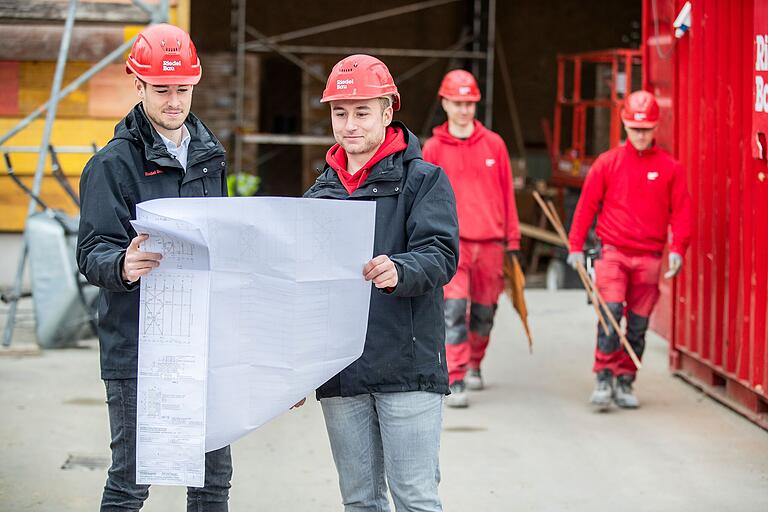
[320,391,444,512]
[101,379,232,511]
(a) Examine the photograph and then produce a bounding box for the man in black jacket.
[303,54,459,512]
[77,24,232,511]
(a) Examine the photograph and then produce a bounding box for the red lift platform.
[548,49,643,189]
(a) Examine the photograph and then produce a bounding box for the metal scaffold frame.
[1,0,171,347]
[229,0,497,154]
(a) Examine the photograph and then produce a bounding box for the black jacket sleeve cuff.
[114,250,139,292]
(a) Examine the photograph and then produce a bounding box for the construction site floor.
[1,290,767,511]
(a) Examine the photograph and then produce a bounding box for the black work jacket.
[304,122,459,397]
[77,103,227,379]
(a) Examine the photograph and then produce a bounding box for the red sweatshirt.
[569,142,692,255]
[422,120,520,250]
[325,126,408,194]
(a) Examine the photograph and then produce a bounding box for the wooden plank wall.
[0,0,184,232]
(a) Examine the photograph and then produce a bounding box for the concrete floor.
[1,290,767,511]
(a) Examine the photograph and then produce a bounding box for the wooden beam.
[0,25,126,61]
[519,222,566,247]
[0,0,151,24]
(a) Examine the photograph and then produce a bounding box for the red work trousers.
[443,240,505,384]
[593,245,662,377]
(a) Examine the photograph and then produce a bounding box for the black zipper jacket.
[304,122,459,397]
[77,103,227,379]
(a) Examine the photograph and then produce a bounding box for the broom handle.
[533,192,642,369]
[532,192,609,335]
[544,200,610,333]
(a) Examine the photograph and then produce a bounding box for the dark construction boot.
[590,369,614,410]
[614,374,640,408]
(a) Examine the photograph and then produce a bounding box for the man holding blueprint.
[76,24,233,511]
[303,54,460,512]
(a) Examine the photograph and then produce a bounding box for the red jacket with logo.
[422,121,520,250]
[569,142,692,255]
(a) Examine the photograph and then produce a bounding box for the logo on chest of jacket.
[647,171,659,181]
[485,158,496,167]
[144,169,164,177]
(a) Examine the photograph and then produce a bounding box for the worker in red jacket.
[568,90,692,410]
[423,69,521,408]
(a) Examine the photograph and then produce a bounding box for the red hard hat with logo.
[438,69,481,102]
[126,23,202,85]
[621,90,660,128]
[321,54,401,111]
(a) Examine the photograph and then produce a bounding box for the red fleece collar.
[325,126,407,194]
[431,119,487,145]
[624,140,658,157]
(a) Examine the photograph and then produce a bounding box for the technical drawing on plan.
[311,215,332,255]
[297,208,335,267]
[141,274,194,338]
[145,233,197,265]
[238,228,259,263]
[140,386,163,417]
[149,355,193,382]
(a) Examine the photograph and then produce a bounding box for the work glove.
[567,252,584,270]
[664,252,683,279]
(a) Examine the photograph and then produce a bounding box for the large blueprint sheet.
[131,197,375,486]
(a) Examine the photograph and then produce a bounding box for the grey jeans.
[101,379,232,511]
[321,391,444,512]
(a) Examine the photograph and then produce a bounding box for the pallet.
[672,349,768,432]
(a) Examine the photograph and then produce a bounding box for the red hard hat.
[621,90,659,128]
[438,69,481,102]
[126,23,202,85]
[321,54,401,111]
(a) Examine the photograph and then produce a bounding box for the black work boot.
[614,374,640,408]
[590,369,614,410]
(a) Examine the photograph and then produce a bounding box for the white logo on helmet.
[163,59,181,72]
[336,79,354,90]
[459,86,471,95]
[634,112,647,121]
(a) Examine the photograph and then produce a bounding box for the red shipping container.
[644,0,768,429]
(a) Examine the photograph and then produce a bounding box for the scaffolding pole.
[235,0,496,147]
[0,0,165,147]
[246,26,327,83]
[2,0,169,348]
[233,0,246,174]
[245,44,485,60]
[472,0,482,79]
[241,134,335,145]
[3,0,78,348]
[257,0,462,45]
[484,0,496,128]
[0,146,96,155]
